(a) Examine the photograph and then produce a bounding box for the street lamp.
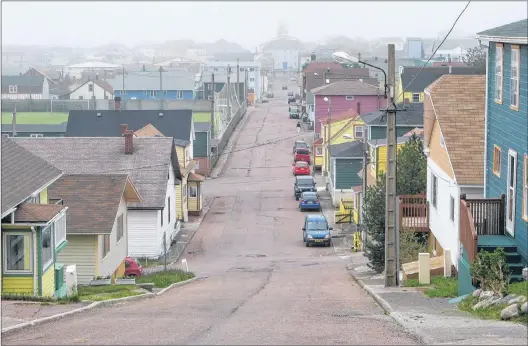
[332,51,389,99]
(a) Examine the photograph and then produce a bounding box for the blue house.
[457,19,527,295]
[107,71,196,100]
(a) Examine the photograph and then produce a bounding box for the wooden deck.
[401,216,429,232]
[399,194,429,233]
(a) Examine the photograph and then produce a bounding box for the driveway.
[3,79,419,345]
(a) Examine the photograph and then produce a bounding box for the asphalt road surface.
[3,79,419,345]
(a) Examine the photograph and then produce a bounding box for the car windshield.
[295,142,308,149]
[297,178,313,186]
[307,221,328,231]
[296,162,308,167]
[302,193,317,201]
[296,149,309,155]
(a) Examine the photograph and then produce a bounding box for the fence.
[461,194,505,236]
[398,194,429,232]
[1,99,212,112]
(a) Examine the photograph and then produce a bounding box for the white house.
[65,61,122,79]
[262,34,303,72]
[204,60,263,98]
[1,75,49,99]
[68,79,114,100]
[423,74,485,267]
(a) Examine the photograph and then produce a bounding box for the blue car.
[299,192,321,211]
[302,215,333,247]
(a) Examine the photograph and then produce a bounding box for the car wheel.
[306,242,310,247]
[127,274,137,277]
[295,197,299,201]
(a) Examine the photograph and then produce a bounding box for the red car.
[124,257,142,277]
[294,148,311,164]
[292,161,311,176]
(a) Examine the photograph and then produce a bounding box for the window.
[495,43,503,103]
[27,194,40,204]
[163,90,168,95]
[102,234,110,258]
[167,197,171,222]
[149,90,155,97]
[176,90,183,99]
[314,133,320,140]
[208,84,213,90]
[3,233,32,273]
[214,68,218,72]
[523,154,528,221]
[249,68,255,72]
[449,196,455,221]
[345,96,354,100]
[412,93,420,103]
[250,78,255,82]
[41,226,53,270]
[30,134,43,138]
[431,173,438,208]
[54,214,67,247]
[510,45,520,109]
[78,96,83,100]
[316,147,323,156]
[189,186,197,198]
[8,85,17,93]
[354,126,364,139]
[493,145,502,177]
[440,134,445,148]
[88,83,93,92]
[116,214,124,242]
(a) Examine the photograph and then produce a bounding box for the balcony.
[398,194,429,233]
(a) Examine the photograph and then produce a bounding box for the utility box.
[65,264,78,296]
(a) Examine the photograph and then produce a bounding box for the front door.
[506,149,517,236]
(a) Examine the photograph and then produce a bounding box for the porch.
[398,194,429,233]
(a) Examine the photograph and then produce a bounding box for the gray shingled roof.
[311,80,382,96]
[194,122,211,132]
[361,102,424,126]
[400,66,486,93]
[13,137,180,210]
[1,122,67,134]
[477,19,528,39]
[106,71,196,91]
[329,141,363,158]
[1,137,62,217]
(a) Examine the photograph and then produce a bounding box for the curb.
[1,277,203,336]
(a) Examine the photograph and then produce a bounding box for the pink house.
[312,80,384,135]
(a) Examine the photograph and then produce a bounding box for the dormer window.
[8,85,17,94]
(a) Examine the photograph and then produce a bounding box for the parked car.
[261,97,269,103]
[267,92,274,98]
[299,191,321,212]
[294,175,316,200]
[124,257,143,277]
[292,161,310,176]
[294,148,310,163]
[282,85,288,90]
[293,140,309,153]
[287,91,294,97]
[302,214,333,247]
[291,77,297,82]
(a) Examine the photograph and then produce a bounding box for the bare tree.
[462,46,486,68]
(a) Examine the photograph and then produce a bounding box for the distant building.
[262,27,303,72]
[203,60,263,98]
[67,80,114,100]
[1,75,50,100]
[404,38,424,59]
[196,73,245,102]
[65,61,122,79]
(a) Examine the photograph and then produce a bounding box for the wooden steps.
[402,255,445,281]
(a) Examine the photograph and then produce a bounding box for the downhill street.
[3,79,419,345]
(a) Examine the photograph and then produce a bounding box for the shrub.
[399,229,428,264]
[470,247,510,296]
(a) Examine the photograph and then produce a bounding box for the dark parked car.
[299,191,321,212]
[294,175,316,200]
[302,214,333,247]
[293,140,309,153]
[282,85,288,90]
[287,91,294,97]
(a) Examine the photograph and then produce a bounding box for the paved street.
[3,81,419,345]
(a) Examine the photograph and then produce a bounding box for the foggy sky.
[2,1,527,49]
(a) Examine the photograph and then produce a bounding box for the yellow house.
[1,137,68,297]
[320,109,364,176]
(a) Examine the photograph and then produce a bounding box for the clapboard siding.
[369,125,416,140]
[128,210,158,258]
[57,235,96,285]
[335,159,363,189]
[42,264,55,297]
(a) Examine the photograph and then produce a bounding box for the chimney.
[311,52,316,61]
[356,102,361,115]
[114,96,121,111]
[124,130,134,154]
[12,110,17,137]
[120,124,128,135]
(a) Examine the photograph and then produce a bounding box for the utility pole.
[236,58,240,101]
[244,68,248,105]
[226,65,231,121]
[210,73,215,138]
[159,66,164,93]
[360,125,369,231]
[385,44,398,287]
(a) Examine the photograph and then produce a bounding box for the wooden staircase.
[477,235,525,283]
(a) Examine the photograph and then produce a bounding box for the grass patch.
[404,276,458,298]
[507,281,528,297]
[1,112,68,124]
[459,296,528,324]
[2,293,80,304]
[77,285,141,302]
[136,270,195,288]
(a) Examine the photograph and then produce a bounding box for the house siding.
[485,42,528,261]
[2,276,33,295]
[69,82,113,100]
[98,195,128,279]
[114,90,193,100]
[429,117,455,180]
[160,162,178,253]
[41,264,55,297]
[321,118,365,174]
[128,210,159,258]
[369,125,416,140]
[194,131,209,157]
[57,235,97,285]
[187,181,201,212]
[314,95,382,134]
[335,159,362,189]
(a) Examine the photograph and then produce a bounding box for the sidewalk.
[347,252,528,345]
[2,301,87,329]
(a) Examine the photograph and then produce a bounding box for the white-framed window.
[30,134,43,138]
[449,196,455,221]
[345,96,354,100]
[149,90,155,97]
[102,234,110,258]
[116,214,124,242]
[440,134,445,148]
[316,147,323,156]
[176,90,184,99]
[249,68,255,72]
[510,45,520,109]
[88,83,93,92]
[41,225,53,270]
[189,186,198,198]
[412,93,420,103]
[54,214,67,248]
[8,85,18,93]
[78,96,83,100]
[314,133,320,140]
[495,43,503,103]
[354,126,364,139]
[214,68,218,72]
[431,173,438,208]
[250,78,255,82]
[3,233,33,274]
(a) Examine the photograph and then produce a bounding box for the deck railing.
[460,194,505,236]
[398,194,429,232]
[459,199,478,263]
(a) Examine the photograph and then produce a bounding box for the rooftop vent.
[96,112,102,117]
[159,112,164,117]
